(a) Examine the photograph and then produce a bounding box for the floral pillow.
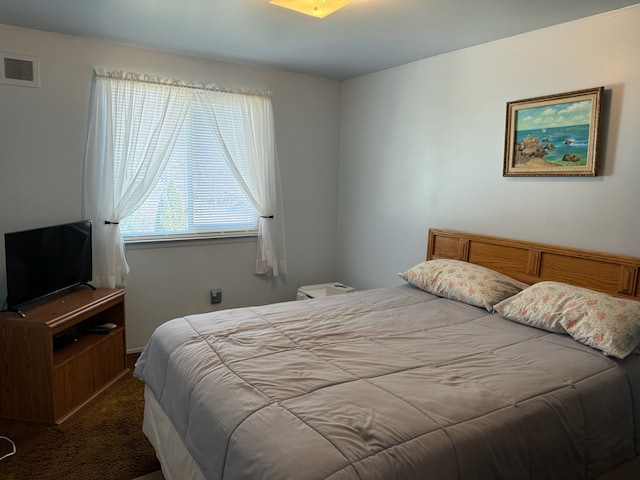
[493,282,570,334]
[399,259,528,311]
[494,281,640,359]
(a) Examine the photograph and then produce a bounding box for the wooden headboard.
[427,228,640,300]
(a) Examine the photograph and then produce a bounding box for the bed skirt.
[143,386,206,480]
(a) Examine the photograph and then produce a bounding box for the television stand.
[4,283,97,318]
[0,288,127,423]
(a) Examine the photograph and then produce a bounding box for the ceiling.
[0,0,638,80]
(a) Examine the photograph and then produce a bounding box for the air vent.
[0,52,40,88]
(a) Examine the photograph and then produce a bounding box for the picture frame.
[503,87,603,177]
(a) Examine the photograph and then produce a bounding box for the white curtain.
[83,71,190,287]
[84,70,286,287]
[195,89,287,276]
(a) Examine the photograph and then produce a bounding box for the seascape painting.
[503,87,603,177]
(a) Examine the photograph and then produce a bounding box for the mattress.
[134,284,640,479]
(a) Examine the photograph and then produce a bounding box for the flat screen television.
[4,220,93,315]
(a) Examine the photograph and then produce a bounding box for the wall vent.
[0,52,40,88]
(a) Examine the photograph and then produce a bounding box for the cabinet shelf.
[53,326,125,367]
[0,287,127,423]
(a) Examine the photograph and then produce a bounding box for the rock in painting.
[513,136,554,167]
[562,153,581,162]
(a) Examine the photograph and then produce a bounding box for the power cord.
[0,436,16,461]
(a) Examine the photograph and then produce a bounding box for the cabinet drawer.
[53,350,94,420]
[92,330,125,389]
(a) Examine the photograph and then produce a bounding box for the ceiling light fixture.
[269,0,353,19]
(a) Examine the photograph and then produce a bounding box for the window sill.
[123,232,257,250]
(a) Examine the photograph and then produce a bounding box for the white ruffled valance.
[93,68,272,98]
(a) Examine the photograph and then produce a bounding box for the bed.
[134,228,640,480]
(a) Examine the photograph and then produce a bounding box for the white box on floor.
[296,282,356,300]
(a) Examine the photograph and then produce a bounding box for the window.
[84,70,286,287]
[117,94,258,241]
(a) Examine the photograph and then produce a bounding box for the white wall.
[337,5,640,290]
[0,24,342,351]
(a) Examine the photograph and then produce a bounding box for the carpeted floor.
[0,354,160,480]
[134,471,165,480]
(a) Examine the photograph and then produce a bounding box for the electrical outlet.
[210,288,222,304]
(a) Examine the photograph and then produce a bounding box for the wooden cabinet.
[0,287,127,423]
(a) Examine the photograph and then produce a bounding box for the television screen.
[4,220,92,311]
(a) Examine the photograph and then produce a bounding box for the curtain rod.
[94,68,272,98]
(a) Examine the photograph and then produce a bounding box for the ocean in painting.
[516,124,590,165]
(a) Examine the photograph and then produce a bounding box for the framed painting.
[503,87,603,177]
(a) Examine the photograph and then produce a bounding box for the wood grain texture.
[427,228,640,300]
[0,287,126,423]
